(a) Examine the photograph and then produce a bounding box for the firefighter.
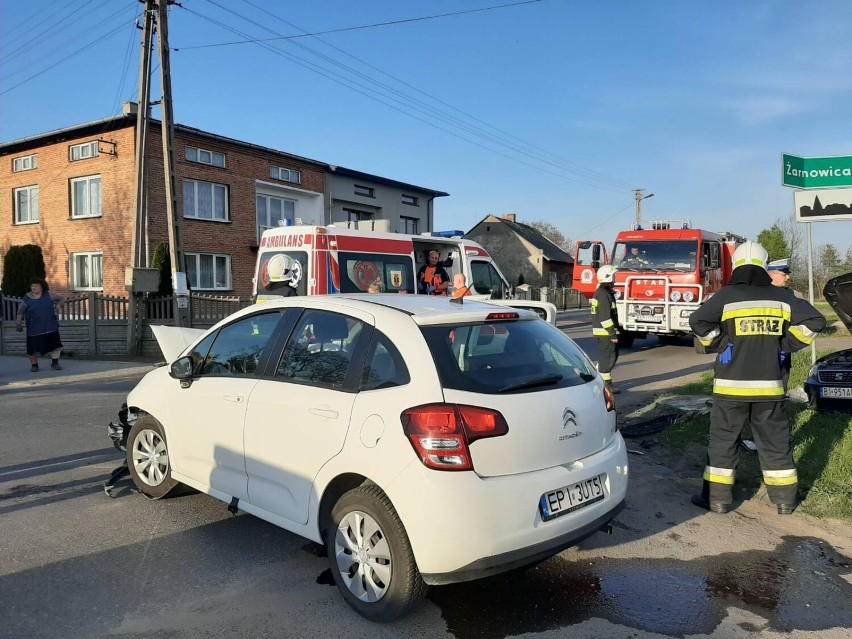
[620,246,650,268]
[591,264,621,393]
[417,250,450,295]
[689,241,825,515]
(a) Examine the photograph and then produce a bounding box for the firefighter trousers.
[703,397,797,505]
[596,337,619,383]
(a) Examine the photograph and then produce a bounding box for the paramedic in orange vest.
[452,273,473,298]
[417,250,450,295]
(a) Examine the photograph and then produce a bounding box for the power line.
[0,20,130,96]
[110,2,145,116]
[173,0,544,51]
[575,203,635,238]
[180,1,628,194]
[180,4,627,193]
[238,0,632,191]
[0,0,66,41]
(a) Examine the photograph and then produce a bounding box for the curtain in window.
[92,254,103,288]
[74,181,87,216]
[75,255,89,287]
[200,254,215,288]
[184,181,196,217]
[215,255,228,288]
[198,182,213,219]
[17,190,30,222]
[269,197,282,226]
[214,184,227,220]
[90,177,101,216]
[30,188,38,222]
[186,255,198,287]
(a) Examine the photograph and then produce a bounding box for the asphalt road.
[1,323,850,639]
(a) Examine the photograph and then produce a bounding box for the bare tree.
[777,214,804,269]
[526,220,574,254]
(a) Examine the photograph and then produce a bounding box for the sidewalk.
[0,354,157,389]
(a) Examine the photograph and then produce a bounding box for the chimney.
[123,101,138,116]
[503,213,517,223]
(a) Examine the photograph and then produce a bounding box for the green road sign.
[782,153,852,189]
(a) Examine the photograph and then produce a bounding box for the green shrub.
[2,244,46,297]
[151,242,173,295]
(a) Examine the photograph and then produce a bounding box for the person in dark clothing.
[591,264,620,393]
[689,242,826,515]
[265,254,299,297]
[15,277,64,372]
[417,250,450,295]
[767,258,798,391]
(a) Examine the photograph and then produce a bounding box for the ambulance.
[253,225,513,302]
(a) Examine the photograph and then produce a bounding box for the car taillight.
[603,384,616,413]
[401,403,509,471]
[485,312,519,321]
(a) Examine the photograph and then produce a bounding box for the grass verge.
[657,349,852,521]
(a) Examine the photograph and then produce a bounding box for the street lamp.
[633,190,654,226]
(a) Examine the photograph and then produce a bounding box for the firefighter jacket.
[689,266,826,401]
[591,284,619,338]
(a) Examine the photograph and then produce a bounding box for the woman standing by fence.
[15,277,64,372]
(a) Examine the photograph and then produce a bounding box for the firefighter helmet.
[732,241,768,270]
[597,264,616,283]
[267,254,294,282]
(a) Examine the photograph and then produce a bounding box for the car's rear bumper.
[388,433,629,578]
[421,498,625,585]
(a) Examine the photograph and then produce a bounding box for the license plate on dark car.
[539,474,606,521]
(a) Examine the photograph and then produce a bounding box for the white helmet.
[597,264,616,283]
[732,241,768,270]
[267,254,294,282]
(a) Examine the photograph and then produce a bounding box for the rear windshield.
[420,319,597,394]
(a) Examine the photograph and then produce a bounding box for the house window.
[183,179,229,221]
[14,185,39,224]
[185,252,231,290]
[70,252,103,290]
[270,166,301,184]
[69,141,99,161]
[401,194,418,207]
[70,175,102,218]
[13,154,37,172]
[343,208,373,223]
[400,216,419,234]
[257,194,296,241]
[354,184,375,198]
[185,146,225,168]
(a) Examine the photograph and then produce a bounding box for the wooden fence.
[1,292,252,358]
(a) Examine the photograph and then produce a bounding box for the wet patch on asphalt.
[426,536,852,639]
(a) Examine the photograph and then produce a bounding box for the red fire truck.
[573,220,745,347]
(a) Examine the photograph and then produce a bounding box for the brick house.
[464,214,574,287]
[1,105,447,297]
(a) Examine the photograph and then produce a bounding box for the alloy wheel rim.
[334,510,392,602]
[131,428,169,487]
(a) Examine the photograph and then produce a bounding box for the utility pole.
[156,0,191,327]
[127,1,157,354]
[633,188,654,227]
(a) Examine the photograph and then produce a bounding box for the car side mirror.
[170,356,194,388]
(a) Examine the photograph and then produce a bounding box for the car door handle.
[223,394,244,403]
[309,407,339,419]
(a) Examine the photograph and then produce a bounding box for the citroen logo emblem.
[562,408,577,428]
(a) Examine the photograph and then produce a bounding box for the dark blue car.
[804,273,852,411]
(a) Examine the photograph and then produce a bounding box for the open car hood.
[823,272,852,333]
[150,325,207,362]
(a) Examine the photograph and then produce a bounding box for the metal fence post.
[88,291,98,356]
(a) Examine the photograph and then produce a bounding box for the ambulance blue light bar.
[431,230,465,238]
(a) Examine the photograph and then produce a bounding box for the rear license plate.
[539,474,606,521]
[821,387,852,398]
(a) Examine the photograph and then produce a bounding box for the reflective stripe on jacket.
[689,283,825,401]
[591,285,619,338]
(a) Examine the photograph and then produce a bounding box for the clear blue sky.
[2,0,851,258]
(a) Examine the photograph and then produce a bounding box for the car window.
[187,333,217,375]
[471,260,506,299]
[420,319,597,394]
[360,332,410,391]
[200,312,285,377]
[276,310,366,389]
[338,251,415,294]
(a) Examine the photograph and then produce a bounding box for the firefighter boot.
[691,482,730,514]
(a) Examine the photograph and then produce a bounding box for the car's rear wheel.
[126,416,178,499]
[326,484,426,622]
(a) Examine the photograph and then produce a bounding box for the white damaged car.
[121,294,628,621]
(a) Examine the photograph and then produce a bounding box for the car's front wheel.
[326,484,426,622]
[126,416,178,499]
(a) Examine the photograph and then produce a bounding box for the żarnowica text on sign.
[782,153,852,189]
